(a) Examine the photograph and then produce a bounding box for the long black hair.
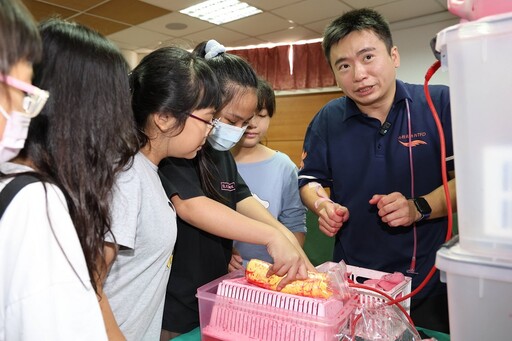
[21,18,139,292]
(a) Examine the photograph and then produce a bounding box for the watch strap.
[413,197,431,222]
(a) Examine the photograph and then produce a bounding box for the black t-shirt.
[158,147,251,333]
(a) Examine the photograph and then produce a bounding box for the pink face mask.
[0,75,49,162]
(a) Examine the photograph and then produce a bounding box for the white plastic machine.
[435,1,512,340]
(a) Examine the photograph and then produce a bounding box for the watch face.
[414,197,432,214]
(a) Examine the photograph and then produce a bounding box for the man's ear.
[391,46,400,68]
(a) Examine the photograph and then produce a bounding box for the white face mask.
[0,105,32,162]
[207,120,247,151]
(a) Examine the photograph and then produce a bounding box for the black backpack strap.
[0,174,40,219]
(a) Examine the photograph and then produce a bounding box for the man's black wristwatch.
[413,197,431,222]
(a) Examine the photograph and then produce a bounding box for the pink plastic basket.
[197,262,412,340]
[197,269,357,341]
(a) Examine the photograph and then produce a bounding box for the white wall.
[120,50,139,70]
[393,17,460,85]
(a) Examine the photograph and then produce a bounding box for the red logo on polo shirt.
[399,140,427,147]
[398,132,427,147]
[221,182,236,191]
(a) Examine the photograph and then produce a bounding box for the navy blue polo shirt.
[299,80,453,297]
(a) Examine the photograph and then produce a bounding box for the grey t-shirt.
[104,152,176,341]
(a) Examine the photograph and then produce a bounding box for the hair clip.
[205,39,226,60]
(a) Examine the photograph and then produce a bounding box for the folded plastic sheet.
[337,303,423,341]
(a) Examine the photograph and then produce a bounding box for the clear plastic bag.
[337,302,423,341]
[325,259,353,301]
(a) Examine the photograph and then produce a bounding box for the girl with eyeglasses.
[100,46,222,341]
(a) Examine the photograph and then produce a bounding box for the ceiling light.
[180,0,262,25]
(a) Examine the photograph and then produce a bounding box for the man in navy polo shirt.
[298,8,456,333]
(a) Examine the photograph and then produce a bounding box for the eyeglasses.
[1,75,50,118]
[187,113,219,130]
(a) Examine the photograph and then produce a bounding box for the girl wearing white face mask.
[158,40,315,340]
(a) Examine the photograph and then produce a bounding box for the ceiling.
[22,0,458,53]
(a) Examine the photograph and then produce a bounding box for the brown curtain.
[229,45,294,90]
[292,42,336,89]
[228,42,336,90]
